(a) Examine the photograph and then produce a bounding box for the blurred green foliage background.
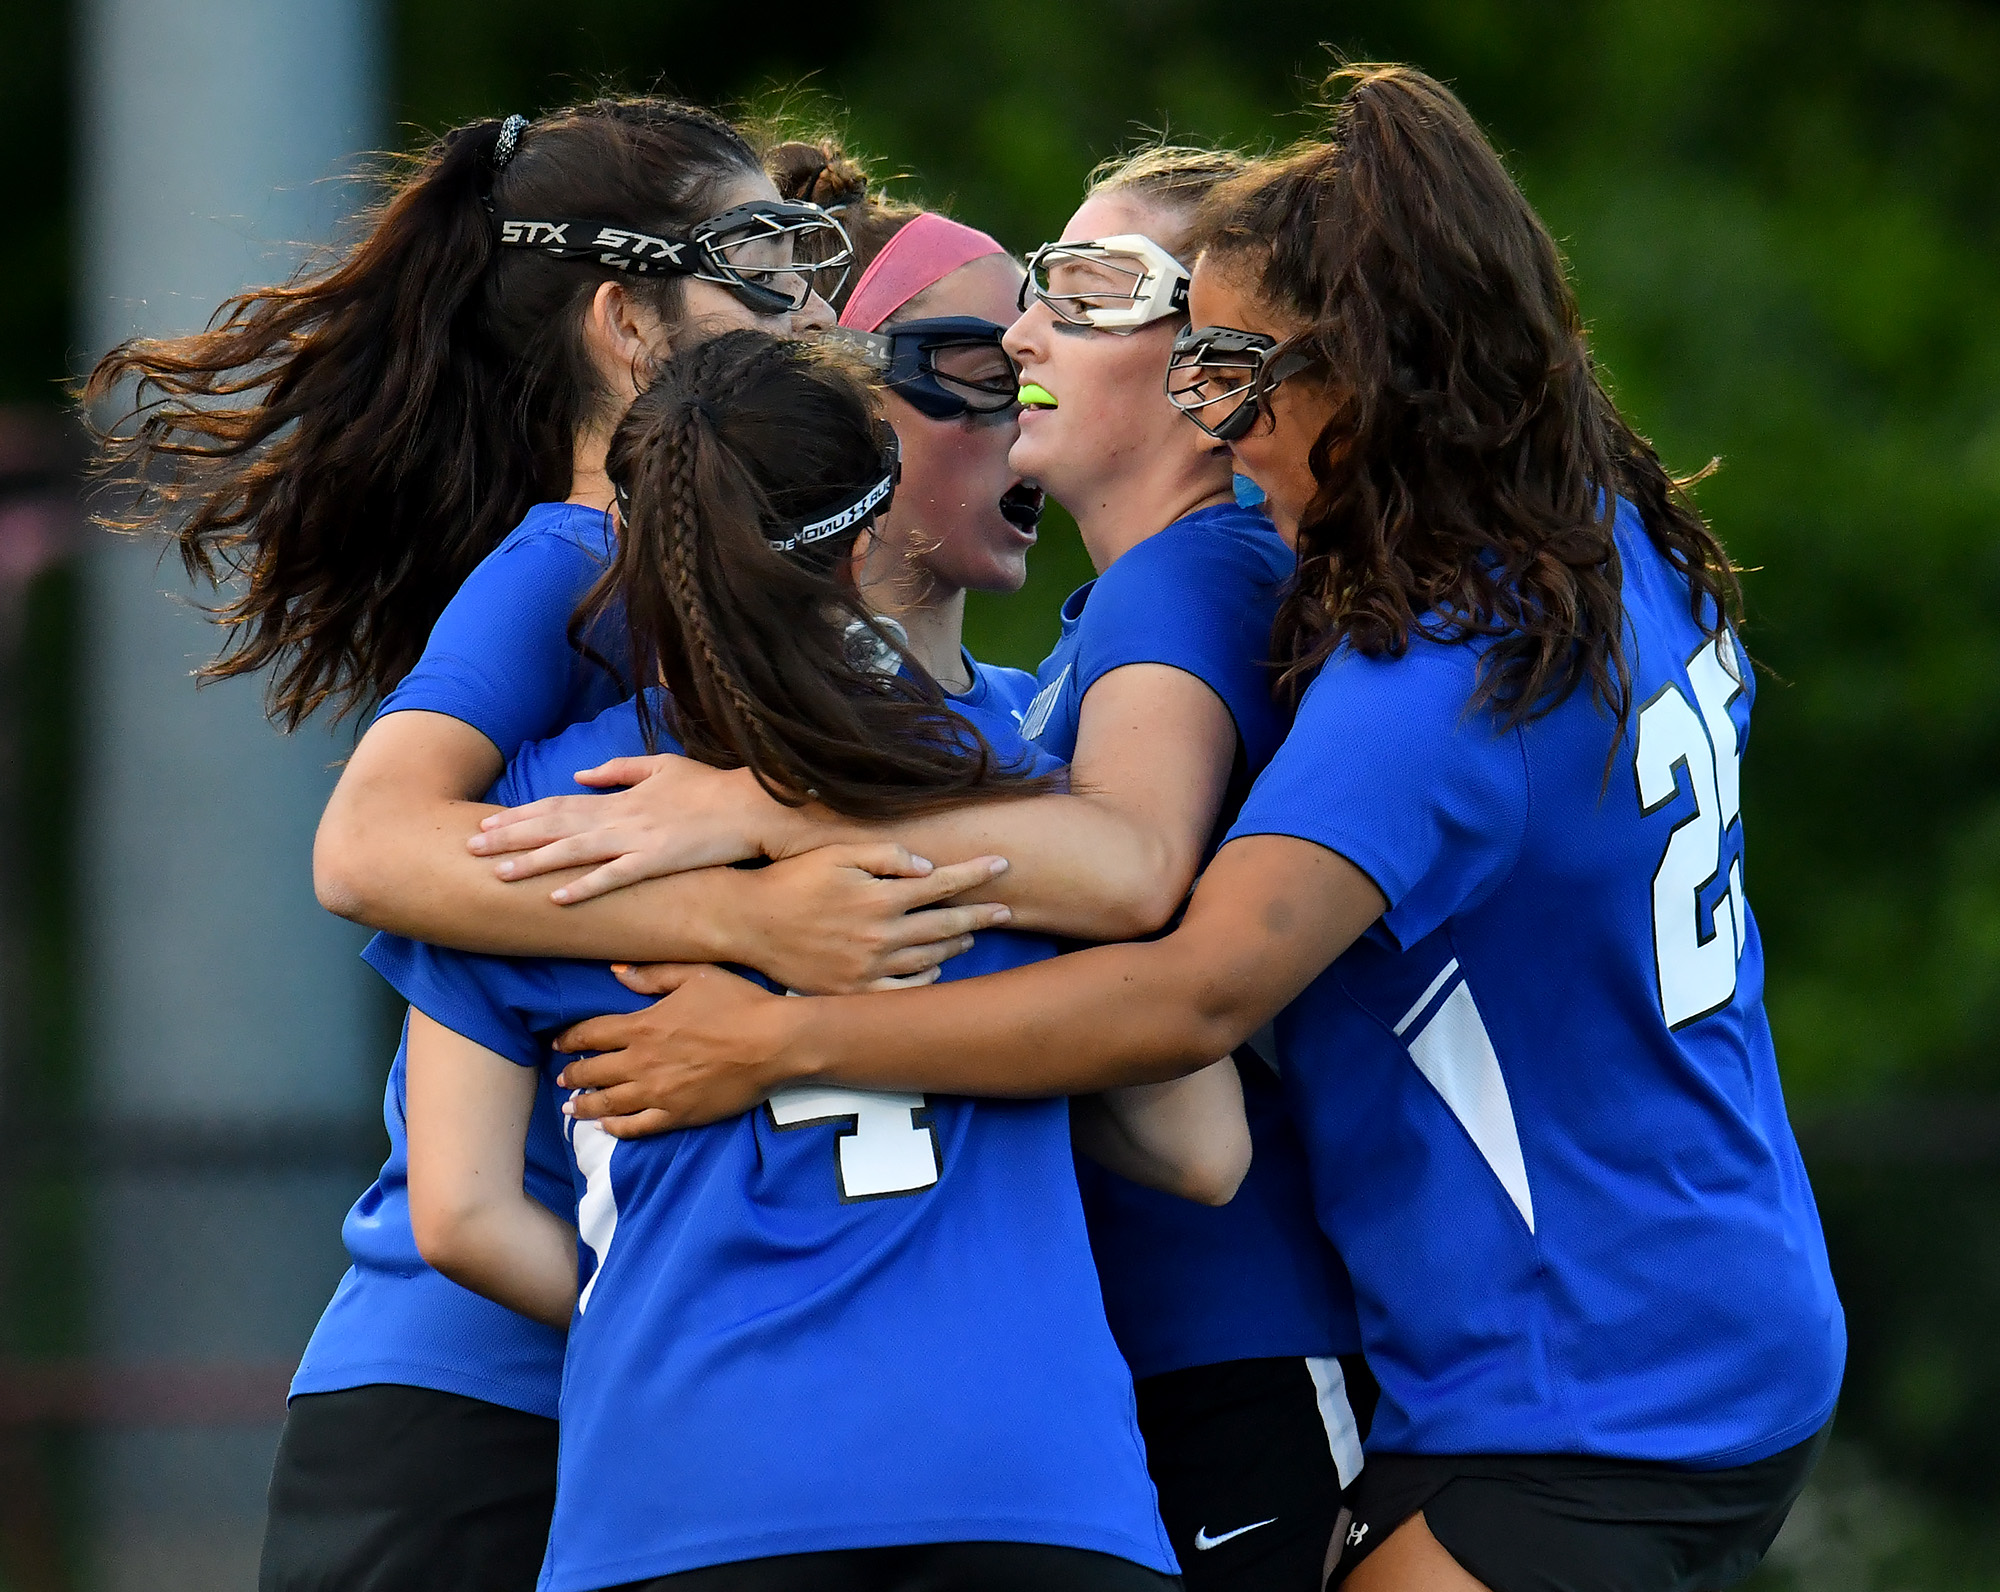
[6,0,2000,1585]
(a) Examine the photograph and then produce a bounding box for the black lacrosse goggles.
[828,317,1020,421]
[1165,325,1316,442]
[496,199,853,315]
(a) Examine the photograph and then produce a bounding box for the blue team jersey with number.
[1224,500,1844,1465]
[366,693,1177,1589]
[1018,501,1360,1379]
[292,501,623,1416]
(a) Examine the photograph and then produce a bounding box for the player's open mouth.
[1018,382,1058,410]
[998,483,1044,532]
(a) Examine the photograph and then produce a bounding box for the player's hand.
[621,844,1011,994]
[468,754,793,902]
[554,966,800,1137]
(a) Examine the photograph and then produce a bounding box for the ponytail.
[1196,65,1739,735]
[589,329,1052,819]
[85,97,763,728]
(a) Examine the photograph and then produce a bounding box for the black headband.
[766,438,902,553]
[609,435,901,556]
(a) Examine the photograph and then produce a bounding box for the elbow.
[1177,1131,1252,1207]
[1082,842,1197,942]
[313,806,386,925]
[1089,882,1186,942]
[409,1195,482,1287]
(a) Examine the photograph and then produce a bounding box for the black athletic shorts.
[1329,1417,1833,1592]
[616,1541,1182,1590]
[258,1383,558,1592]
[1136,1354,1379,1592]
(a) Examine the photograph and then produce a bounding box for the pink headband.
[838,212,1008,333]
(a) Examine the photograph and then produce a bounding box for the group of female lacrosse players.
[92,62,1843,1592]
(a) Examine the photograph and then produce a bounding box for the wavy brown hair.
[83,97,763,729]
[587,329,1051,818]
[1197,65,1739,731]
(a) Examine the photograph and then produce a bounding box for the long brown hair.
[589,329,1050,818]
[1198,65,1739,731]
[84,97,763,729]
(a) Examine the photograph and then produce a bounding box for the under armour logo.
[1347,1522,1370,1547]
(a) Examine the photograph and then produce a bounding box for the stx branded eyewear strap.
[496,217,695,276]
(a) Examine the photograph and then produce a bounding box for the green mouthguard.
[1018,383,1058,409]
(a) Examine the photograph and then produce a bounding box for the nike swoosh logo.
[1194,1518,1277,1551]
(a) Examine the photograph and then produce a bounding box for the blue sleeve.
[1223,641,1528,948]
[1073,528,1288,770]
[376,523,613,756]
[480,695,659,808]
[363,932,562,1069]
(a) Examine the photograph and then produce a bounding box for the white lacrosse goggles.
[1018,234,1191,332]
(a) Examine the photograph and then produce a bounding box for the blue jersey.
[367,696,1177,1588]
[375,502,626,752]
[956,648,1039,724]
[1019,502,1360,1379]
[292,502,625,1416]
[1224,501,1844,1466]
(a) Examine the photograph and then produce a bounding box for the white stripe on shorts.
[1305,1355,1365,1489]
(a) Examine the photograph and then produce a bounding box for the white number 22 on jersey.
[766,1085,941,1201]
[1634,635,1749,1028]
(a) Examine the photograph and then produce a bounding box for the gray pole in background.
[77,4,383,1589]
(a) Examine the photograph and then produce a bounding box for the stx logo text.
[591,227,685,264]
[499,220,569,245]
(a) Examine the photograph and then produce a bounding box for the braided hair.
[582,329,1053,818]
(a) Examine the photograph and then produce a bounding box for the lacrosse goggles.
[1018,234,1190,332]
[496,199,854,315]
[1164,324,1317,442]
[827,316,1020,421]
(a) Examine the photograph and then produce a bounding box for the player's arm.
[552,835,1387,1135]
[1072,1057,1251,1207]
[314,712,1008,990]
[404,1008,577,1329]
[471,663,1237,942]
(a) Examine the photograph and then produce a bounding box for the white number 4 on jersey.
[1635,633,1749,1029]
[767,1086,941,1201]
